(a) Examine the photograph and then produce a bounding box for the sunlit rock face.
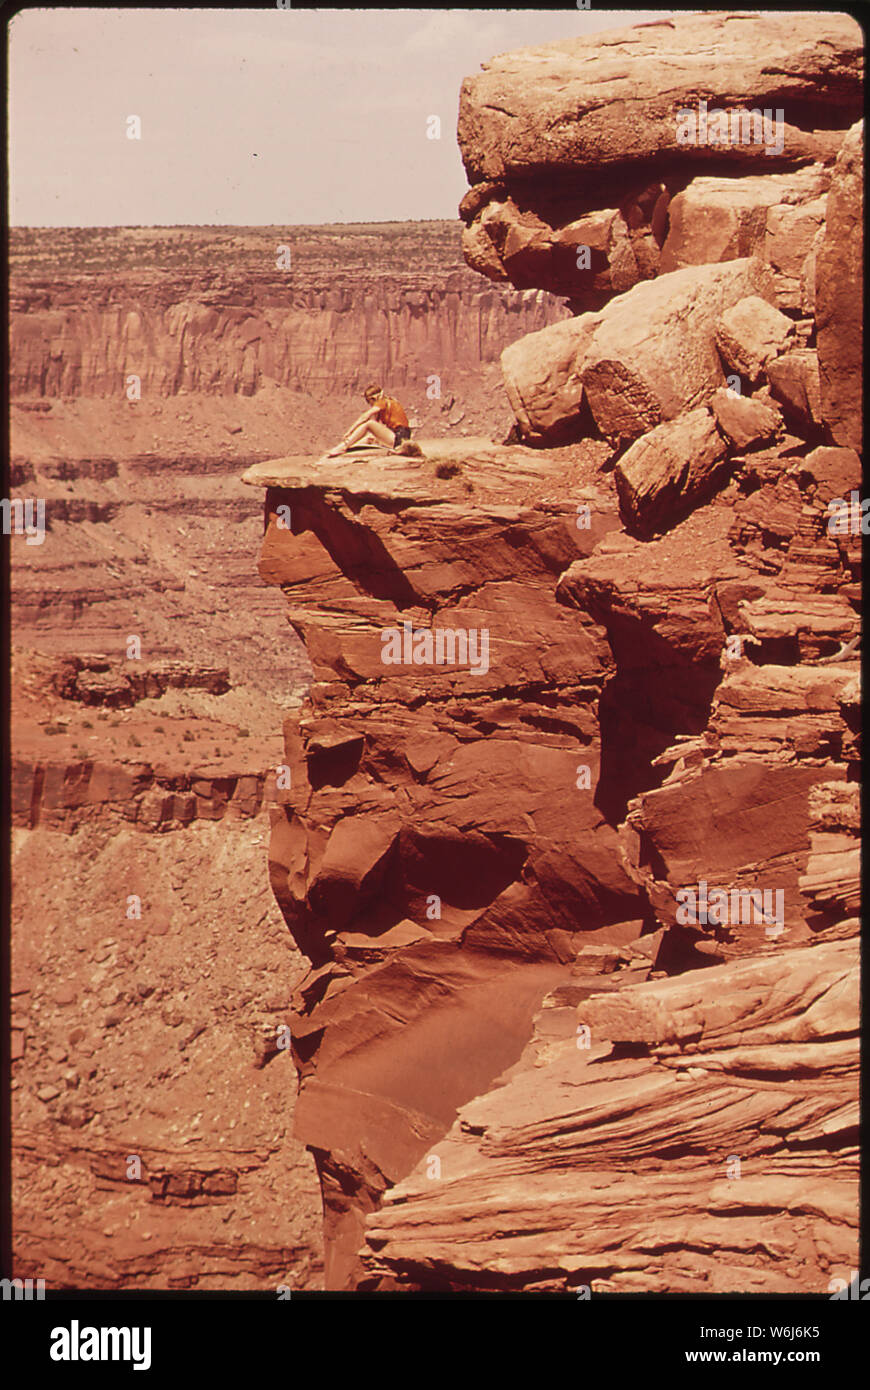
[9,224,569,400]
[245,440,647,1287]
[457,11,862,309]
[245,11,861,1291]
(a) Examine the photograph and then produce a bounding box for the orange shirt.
[373,395,409,431]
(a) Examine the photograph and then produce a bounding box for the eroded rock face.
[248,13,861,1293]
[9,225,569,401]
[816,121,865,450]
[244,440,647,1286]
[457,11,863,305]
[249,423,859,1290]
[361,936,857,1292]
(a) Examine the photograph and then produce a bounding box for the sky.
[8,7,668,226]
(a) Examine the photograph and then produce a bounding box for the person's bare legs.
[327,419,394,456]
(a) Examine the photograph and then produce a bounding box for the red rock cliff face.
[9,224,571,1295]
[243,439,648,1287]
[247,437,860,1291]
[249,13,861,1293]
[10,224,569,401]
[457,11,862,312]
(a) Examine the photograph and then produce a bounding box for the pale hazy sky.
[9,7,668,226]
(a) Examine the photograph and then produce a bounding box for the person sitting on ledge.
[326,382,411,457]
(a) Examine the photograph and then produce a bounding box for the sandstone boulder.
[766,349,823,433]
[715,295,795,383]
[500,314,601,443]
[793,446,863,506]
[710,387,782,451]
[763,195,827,312]
[461,214,509,283]
[615,407,728,534]
[659,167,828,302]
[503,258,776,442]
[458,13,861,184]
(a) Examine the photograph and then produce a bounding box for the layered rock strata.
[362,935,857,1292]
[458,11,862,308]
[246,420,859,1292]
[10,224,568,401]
[11,757,272,833]
[243,439,652,1286]
[249,12,861,1292]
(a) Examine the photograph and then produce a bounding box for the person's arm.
[339,406,378,443]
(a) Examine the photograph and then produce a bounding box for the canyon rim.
[7,6,864,1312]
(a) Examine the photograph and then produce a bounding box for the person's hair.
[364,382,383,400]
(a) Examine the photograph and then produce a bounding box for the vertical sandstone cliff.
[9,224,568,402]
[250,12,861,1292]
[243,440,648,1286]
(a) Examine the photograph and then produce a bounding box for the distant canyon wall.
[9,225,570,401]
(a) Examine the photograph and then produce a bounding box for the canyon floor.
[9,393,327,1288]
